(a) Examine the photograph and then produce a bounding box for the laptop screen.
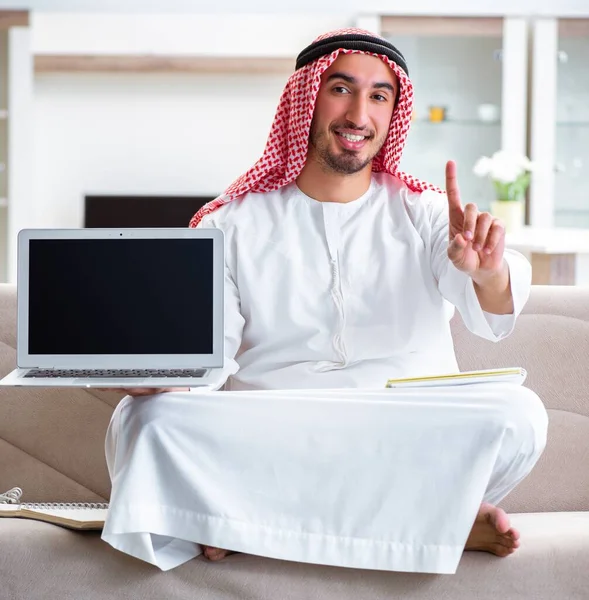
[27,238,214,355]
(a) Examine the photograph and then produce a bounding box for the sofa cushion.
[450,285,589,512]
[1,512,588,600]
[499,408,589,513]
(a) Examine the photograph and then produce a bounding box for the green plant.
[473,151,534,202]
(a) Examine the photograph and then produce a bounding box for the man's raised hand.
[445,160,506,276]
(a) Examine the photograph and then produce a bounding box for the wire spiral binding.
[23,502,109,510]
[0,487,22,504]
[0,487,108,509]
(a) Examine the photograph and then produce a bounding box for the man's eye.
[373,94,388,102]
[333,86,350,94]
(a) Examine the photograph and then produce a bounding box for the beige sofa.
[1,282,588,599]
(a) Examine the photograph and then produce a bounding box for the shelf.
[411,119,501,126]
[34,55,295,74]
[381,16,503,37]
[558,19,589,38]
[506,226,589,253]
[556,122,589,127]
[0,11,28,30]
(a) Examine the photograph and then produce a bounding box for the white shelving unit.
[0,12,33,284]
[0,30,8,283]
[529,18,589,229]
[361,13,588,232]
[364,15,529,211]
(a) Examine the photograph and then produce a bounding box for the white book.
[385,367,527,388]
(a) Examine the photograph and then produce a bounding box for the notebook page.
[24,506,108,523]
[0,505,19,515]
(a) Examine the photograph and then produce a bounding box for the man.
[102,29,547,574]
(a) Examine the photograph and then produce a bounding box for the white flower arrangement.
[473,150,535,202]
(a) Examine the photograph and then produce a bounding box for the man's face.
[309,53,399,175]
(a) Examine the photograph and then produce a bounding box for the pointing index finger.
[445,160,462,212]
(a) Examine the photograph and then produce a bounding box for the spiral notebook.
[0,488,107,530]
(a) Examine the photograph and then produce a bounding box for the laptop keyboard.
[24,369,208,378]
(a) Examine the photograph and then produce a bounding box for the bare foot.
[202,545,236,561]
[465,502,520,557]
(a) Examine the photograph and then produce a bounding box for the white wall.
[33,71,287,227]
[31,14,352,56]
[30,13,352,230]
[0,31,7,283]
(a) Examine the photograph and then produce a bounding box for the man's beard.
[309,120,386,175]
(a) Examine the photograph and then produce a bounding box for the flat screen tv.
[84,195,216,228]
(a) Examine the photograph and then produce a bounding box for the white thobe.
[102,173,547,573]
[195,173,531,390]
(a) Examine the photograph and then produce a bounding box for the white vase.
[490,200,525,234]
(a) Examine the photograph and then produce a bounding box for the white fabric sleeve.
[425,190,532,342]
[190,213,245,391]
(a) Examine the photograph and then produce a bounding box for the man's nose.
[345,96,370,129]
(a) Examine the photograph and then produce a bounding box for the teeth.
[339,132,366,142]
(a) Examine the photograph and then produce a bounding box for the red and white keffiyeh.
[189,28,440,228]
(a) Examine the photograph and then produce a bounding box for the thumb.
[448,233,468,263]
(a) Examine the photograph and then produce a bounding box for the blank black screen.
[28,238,214,355]
[84,196,215,228]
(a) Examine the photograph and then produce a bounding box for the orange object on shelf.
[428,106,446,122]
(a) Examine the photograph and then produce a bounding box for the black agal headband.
[295,33,409,76]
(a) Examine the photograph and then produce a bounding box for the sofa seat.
[2,285,589,599]
[2,511,588,600]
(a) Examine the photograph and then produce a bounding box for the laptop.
[0,228,225,388]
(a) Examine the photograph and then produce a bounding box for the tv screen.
[84,195,216,228]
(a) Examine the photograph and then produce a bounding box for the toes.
[495,532,522,551]
[491,543,513,557]
[485,506,510,535]
[203,546,220,559]
[208,553,226,561]
[207,551,226,561]
[202,546,232,561]
[496,536,519,550]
